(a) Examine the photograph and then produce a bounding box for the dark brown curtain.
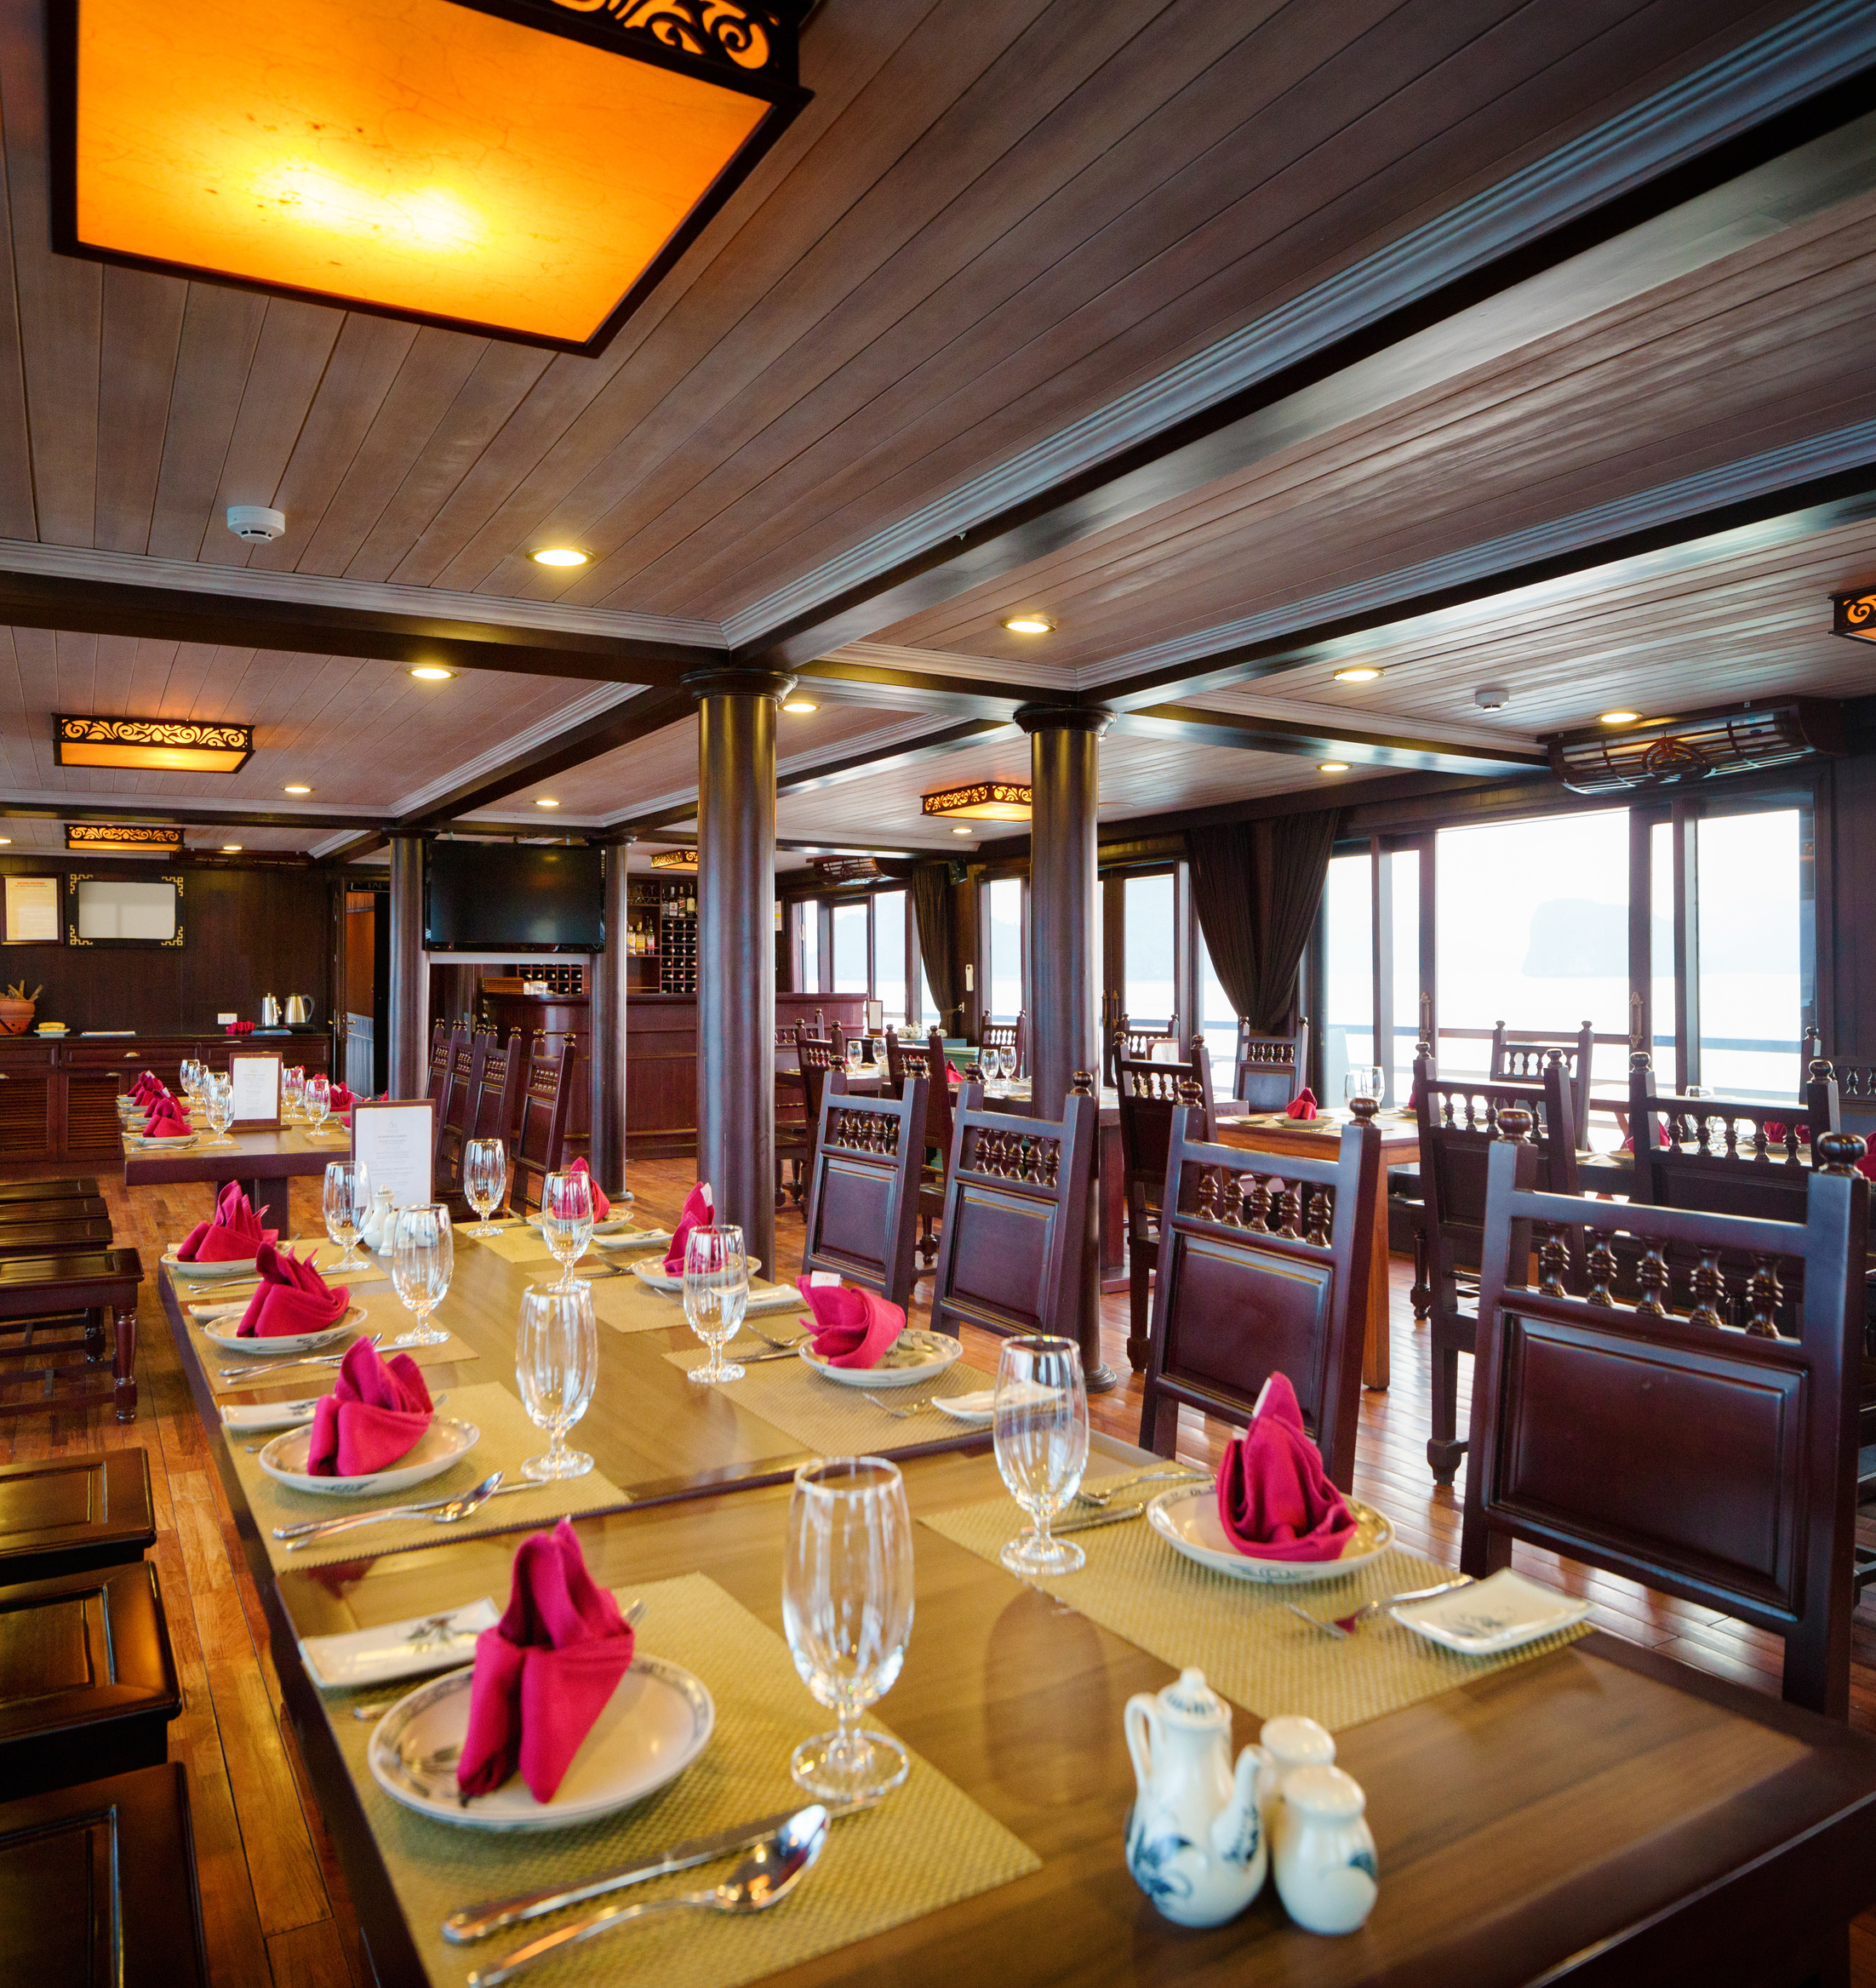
[1187,810,1340,1032]
[908,861,964,1031]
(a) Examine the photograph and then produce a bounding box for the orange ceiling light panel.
[50,1,809,353]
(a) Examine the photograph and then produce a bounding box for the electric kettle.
[259,994,281,1027]
[284,994,316,1025]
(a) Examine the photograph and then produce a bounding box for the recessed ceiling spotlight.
[221,843,243,853]
[781,700,818,714]
[531,547,587,568]
[535,797,561,808]
[1333,666,1383,683]
[283,783,312,795]
[952,825,974,836]
[1002,613,1055,636]
[409,665,454,682]
[0,837,12,845]
[1318,762,1351,774]
[1599,710,1642,726]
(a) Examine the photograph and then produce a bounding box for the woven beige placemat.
[661,1347,995,1457]
[591,1273,802,1337]
[923,1479,1590,1734]
[320,1571,1038,1988]
[226,1382,626,1570]
[198,1296,483,1393]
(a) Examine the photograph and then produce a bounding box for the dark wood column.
[1018,704,1112,1391]
[690,670,793,1274]
[589,846,631,1194]
[387,835,425,1098]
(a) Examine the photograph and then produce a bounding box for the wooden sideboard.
[0,1032,330,1164]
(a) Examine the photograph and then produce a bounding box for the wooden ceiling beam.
[1108,705,1545,776]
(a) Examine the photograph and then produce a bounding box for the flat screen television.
[424,843,603,952]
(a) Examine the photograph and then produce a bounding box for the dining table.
[120,1106,355,1233]
[157,1207,1876,1988]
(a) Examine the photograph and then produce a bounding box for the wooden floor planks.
[5,1153,1876,1986]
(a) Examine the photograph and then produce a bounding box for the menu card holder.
[227,1049,282,1129]
[350,1100,435,1217]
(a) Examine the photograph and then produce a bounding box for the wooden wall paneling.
[1827,752,1876,1060]
[344,897,376,1019]
[625,997,699,1158]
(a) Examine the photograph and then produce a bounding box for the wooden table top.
[121,1116,352,1185]
[1215,1111,1421,1159]
[276,1444,1876,1988]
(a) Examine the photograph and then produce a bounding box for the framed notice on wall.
[350,1100,434,1218]
[227,1050,283,1129]
[3,876,60,945]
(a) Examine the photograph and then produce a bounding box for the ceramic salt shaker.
[1257,1715,1335,1833]
[1271,1763,1377,1935]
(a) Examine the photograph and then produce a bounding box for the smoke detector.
[1473,685,1512,711]
[226,505,285,544]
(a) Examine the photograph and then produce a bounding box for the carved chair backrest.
[801,1079,929,1306]
[1490,1020,1594,1143]
[1116,1042,1215,1220]
[1232,1019,1308,1111]
[509,1034,575,1215]
[426,1021,461,1106]
[433,1028,491,1185]
[981,1015,1027,1078]
[885,1027,955,1172]
[467,1031,524,1147]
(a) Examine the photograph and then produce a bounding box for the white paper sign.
[3,876,58,944]
[351,1100,434,1216]
[228,1051,282,1127]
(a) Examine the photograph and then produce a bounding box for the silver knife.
[272,1480,532,1540]
[1055,1499,1164,1537]
[442,1795,877,1943]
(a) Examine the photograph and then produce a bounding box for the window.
[874,890,907,1022]
[1697,808,1802,1100]
[797,900,820,992]
[1195,924,1236,1077]
[1123,871,1177,1029]
[831,900,868,992]
[1322,853,1374,1106]
[1387,851,1419,1108]
[985,875,1024,1020]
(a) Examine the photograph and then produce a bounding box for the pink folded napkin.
[306,1338,432,1477]
[1215,1373,1357,1562]
[1285,1088,1318,1122]
[946,1060,963,1083]
[234,1242,351,1339]
[177,1180,276,1263]
[225,1020,254,1036]
[567,1155,609,1221]
[661,1180,714,1274]
[457,1519,636,1804]
[797,1274,905,1368]
[141,1097,192,1140]
[130,1070,161,1103]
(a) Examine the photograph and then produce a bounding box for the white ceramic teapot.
[1124,1668,1277,1928]
[358,1185,397,1254]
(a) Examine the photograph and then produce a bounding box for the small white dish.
[301,1599,500,1689]
[1388,1568,1590,1654]
[631,1257,761,1294]
[592,1228,672,1252]
[1146,1486,1393,1585]
[220,1397,323,1433]
[932,1378,1060,1423]
[200,1304,366,1357]
[529,1213,637,1237]
[167,1250,261,1281]
[800,1328,963,1389]
[255,1415,479,1496]
[368,1654,713,1830]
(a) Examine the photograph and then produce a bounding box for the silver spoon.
[1073,1466,1210,1509]
[281,1470,506,1551]
[466,1805,829,1988]
[219,1330,380,1380]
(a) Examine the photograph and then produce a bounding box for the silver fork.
[1286,1576,1473,1639]
[218,1331,380,1380]
[860,1388,946,1420]
[1072,1466,1210,1509]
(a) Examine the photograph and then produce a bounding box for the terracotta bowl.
[0,997,35,1036]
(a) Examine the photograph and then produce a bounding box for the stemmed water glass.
[1342,1066,1383,1111]
[203,1072,235,1147]
[390,1203,452,1347]
[683,1225,749,1384]
[304,1074,331,1138]
[283,1065,306,1117]
[993,1335,1090,1576]
[515,1282,598,1481]
[464,1137,507,1233]
[322,1160,369,1272]
[782,1456,914,1802]
[178,1058,202,1105]
[539,1168,594,1288]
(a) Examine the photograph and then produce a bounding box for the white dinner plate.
[200,1304,366,1357]
[125,1132,197,1150]
[255,1414,479,1496]
[166,1249,261,1281]
[1145,1485,1394,1585]
[368,1654,714,1830]
[1388,1569,1590,1654]
[301,1599,500,1690]
[592,1227,672,1252]
[631,1257,761,1294]
[800,1327,963,1389]
[932,1378,1061,1423]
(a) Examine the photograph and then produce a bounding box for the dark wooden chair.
[0,1248,143,1422]
[885,1026,956,1270]
[432,1025,491,1191]
[1116,1041,1217,1373]
[1138,1101,1381,1481]
[0,1176,99,1204]
[800,1078,929,1308]
[1461,1117,1868,1717]
[1627,1050,1833,1225]
[442,1030,523,1220]
[0,1762,209,1988]
[425,1020,463,1108]
[1108,1012,1181,1084]
[1488,1018,1596,1139]
[0,1216,114,1257]
[506,1034,575,1217]
[929,1075,1097,1343]
[0,1448,156,1586]
[0,1192,108,1227]
[1416,1051,1579,1484]
[0,1560,180,1797]
[981,1014,1027,1078]
[1228,1017,1309,1112]
[774,1022,812,1213]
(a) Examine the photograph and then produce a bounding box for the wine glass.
[283,1065,305,1116]
[390,1203,452,1347]
[178,1058,201,1105]
[305,1073,331,1137]
[993,1335,1089,1576]
[539,1167,594,1288]
[322,1161,369,1272]
[204,1073,235,1147]
[1343,1065,1383,1111]
[783,1456,914,1802]
[515,1282,598,1481]
[464,1137,507,1233]
[683,1225,749,1384]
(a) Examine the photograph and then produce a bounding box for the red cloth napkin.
[796,1274,905,1368]
[1215,1373,1357,1562]
[661,1180,714,1274]
[130,1070,160,1103]
[567,1156,609,1221]
[946,1060,963,1082]
[142,1097,192,1140]
[177,1180,276,1263]
[224,1020,254,1036]
[1285,1088,1318,1121]
[457,1519,636,1804]
[306,1338,432,1477]
[234,1242,351,1340]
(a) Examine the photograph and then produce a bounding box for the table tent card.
[227,1049,283,1129]
[350,1099,435,1216]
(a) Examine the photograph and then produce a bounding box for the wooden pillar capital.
[683,669,798,706]
[1014,704,1112,738]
